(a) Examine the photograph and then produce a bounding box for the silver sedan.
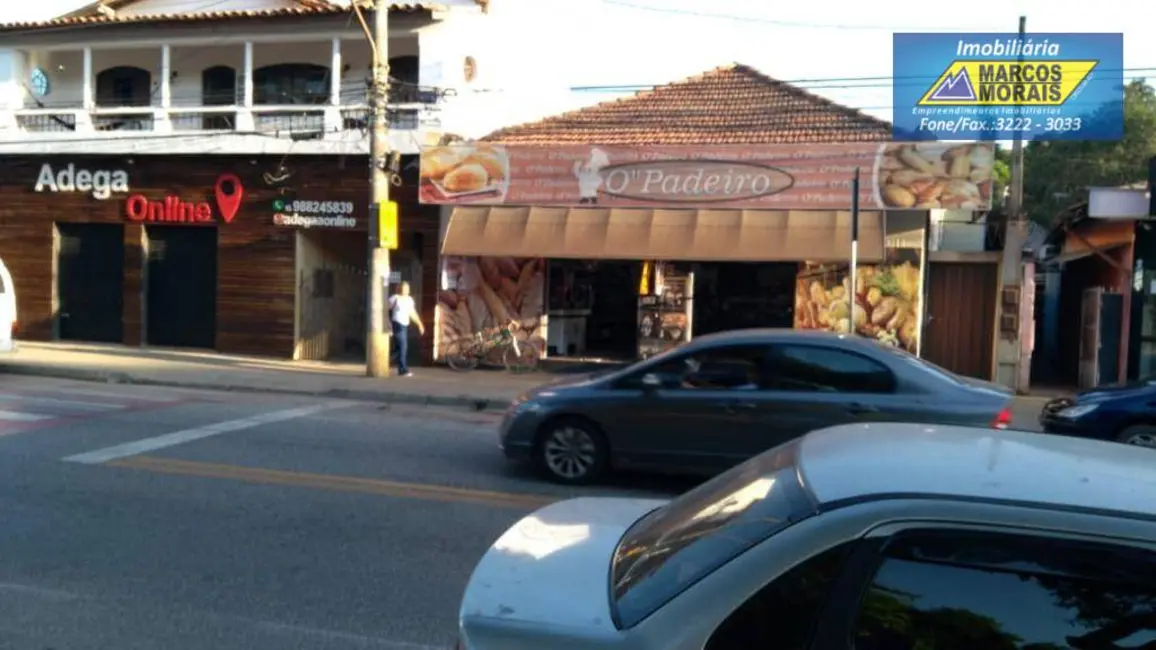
[456,422,1156,650]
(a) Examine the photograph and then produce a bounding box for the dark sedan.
[498,329,1015,484]
[1039,380,1156,446]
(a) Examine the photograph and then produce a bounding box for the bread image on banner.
[420,145,510,201]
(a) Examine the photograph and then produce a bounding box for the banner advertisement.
[638,263,693,359]
[794,250,923,353]
[419,142,995,211]
[436,256,546,363]
[893,33,1124,141]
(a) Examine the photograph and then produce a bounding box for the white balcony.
[0,37,443,155]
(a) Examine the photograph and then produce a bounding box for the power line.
[570,67,1156,92]
[600,0,1025,31]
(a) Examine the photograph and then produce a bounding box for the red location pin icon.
[214,173,243,223]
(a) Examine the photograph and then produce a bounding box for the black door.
[1098,292,1123,385]
[57,223,124,343]
[201,66,236,130]
[146,226,217,349]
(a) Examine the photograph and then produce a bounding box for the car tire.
[534,416,610,485]
[1115,424,1156,448]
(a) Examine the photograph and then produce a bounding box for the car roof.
[686,328,865,348]
[797,423,1156,519]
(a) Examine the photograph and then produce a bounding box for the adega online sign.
[892,33,1123,141]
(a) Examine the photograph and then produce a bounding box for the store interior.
[544,259,799,360]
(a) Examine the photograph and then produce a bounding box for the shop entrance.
[145,226,217,349]
[546,260,640,359]
[56,223,125,343]
[692,262,798,336]
[295,230,367,361]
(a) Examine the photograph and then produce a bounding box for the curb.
[0,363,507,412]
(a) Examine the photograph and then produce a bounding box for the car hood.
[1077,379,1156,402]
[526,370,614,396]
[459,496,667,632]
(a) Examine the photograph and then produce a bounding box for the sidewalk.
[0,341,548,410]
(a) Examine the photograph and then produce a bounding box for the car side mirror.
[640,373,662,390]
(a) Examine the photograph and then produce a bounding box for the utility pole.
[849,168,860,335]
[366,0,392,377]
[994,15,1028,391]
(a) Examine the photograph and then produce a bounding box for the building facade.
[423,65,999,375]
[0,0,580,363]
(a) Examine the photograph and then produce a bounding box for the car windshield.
[609,441,816,629]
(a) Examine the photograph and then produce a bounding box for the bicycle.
[444,320,541,373]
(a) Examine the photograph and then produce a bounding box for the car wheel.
[535,417,609,485]
[1115,424,1156,448]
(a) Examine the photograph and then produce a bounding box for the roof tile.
[482,63,892,145]
[0,1,441,30]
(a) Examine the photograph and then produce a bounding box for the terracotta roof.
[482,63,893,145]
[0,1,441,30]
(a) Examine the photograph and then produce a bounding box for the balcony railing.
[10,103,432,137]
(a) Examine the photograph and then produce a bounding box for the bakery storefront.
[0,155,438,362]
[420,141,995,362]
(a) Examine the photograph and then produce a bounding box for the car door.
[604,343,773,472]
[760,343,918,435]
[0,258,14,353]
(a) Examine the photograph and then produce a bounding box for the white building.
[0,0,579,155]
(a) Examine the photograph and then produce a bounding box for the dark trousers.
[391,321,409,374]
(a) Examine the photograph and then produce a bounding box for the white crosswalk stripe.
[0,410,53,421]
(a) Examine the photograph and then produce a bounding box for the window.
[253,63,329,105]
[636,344,770,390]
[705,542,853,650]
[610,441,816,629]
[95,66,151,107]
[768,345,895,393]
[854,530,1156,650]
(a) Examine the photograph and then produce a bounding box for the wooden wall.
[0,154,434,361]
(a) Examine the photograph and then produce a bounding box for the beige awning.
[441,206,885,262]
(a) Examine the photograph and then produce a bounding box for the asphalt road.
[0,375,1047,649]
[0,375,696,650]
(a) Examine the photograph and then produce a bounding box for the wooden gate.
[297,263,367,361]
[922,261,998,379]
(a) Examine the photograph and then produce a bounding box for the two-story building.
[0,0,577,365]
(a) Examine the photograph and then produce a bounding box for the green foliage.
[1022,79,1156,225]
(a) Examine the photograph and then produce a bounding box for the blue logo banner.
[893,33,1124,141]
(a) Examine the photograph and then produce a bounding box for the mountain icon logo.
[928,68,976,101]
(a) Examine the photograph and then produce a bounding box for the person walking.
[388,281,424,377]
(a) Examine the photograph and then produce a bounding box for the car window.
[873,340,966,386]
[767,344,895,393]
[610,441,816,629]
[628,344,770,390]
[705,541,854,650]
[854,530,1156,650]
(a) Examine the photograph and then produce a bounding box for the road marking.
[107,455,557,510]
[251,621,444,649]
[0,409,53,422]
[62,404,346,464]
[0,393,124,410]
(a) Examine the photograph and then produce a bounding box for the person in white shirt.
[388,281,425,376]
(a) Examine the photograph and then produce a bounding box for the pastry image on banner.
[793,249,923,353]
[873,142,994,210]
[419,144,511,202]
[436,256,546,364]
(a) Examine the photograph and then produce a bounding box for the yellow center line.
[107,455,559,510]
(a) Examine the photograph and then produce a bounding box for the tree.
[1021,79,1156,225]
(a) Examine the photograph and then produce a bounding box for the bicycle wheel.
[502,339,540,373]
[445,340,480,371]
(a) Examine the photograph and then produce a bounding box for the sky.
[3,0,1150,124]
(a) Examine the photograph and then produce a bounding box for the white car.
[455,422,1156,650]
[0,256,16,353]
